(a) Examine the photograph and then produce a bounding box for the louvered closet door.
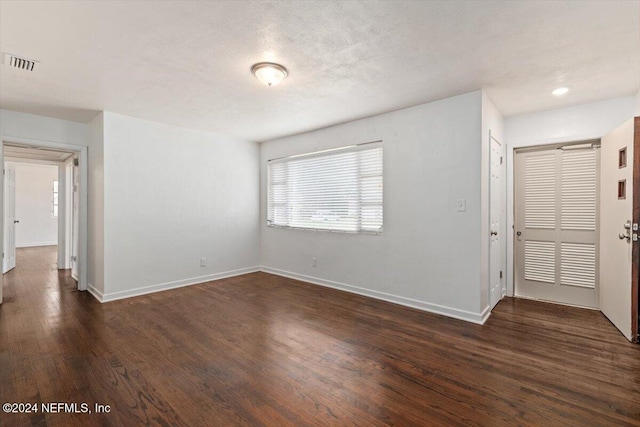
[515,146,599,308]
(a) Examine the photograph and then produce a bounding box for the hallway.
[1,246,76,305]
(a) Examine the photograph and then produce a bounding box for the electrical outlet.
[312,257,317,267]
[200,258,207,267]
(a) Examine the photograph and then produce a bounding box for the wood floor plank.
[1,246,639,426]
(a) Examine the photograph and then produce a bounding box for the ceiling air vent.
[3,53,38,71]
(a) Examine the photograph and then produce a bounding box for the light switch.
[457,199,466,212]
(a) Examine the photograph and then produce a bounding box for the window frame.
[267,141,383,235]
[52,180,59,218]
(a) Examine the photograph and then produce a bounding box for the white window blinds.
[267,142,383,233]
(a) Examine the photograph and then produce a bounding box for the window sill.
[267,224,382,236]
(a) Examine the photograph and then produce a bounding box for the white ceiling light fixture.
[552,87,569,96]
[251,62,288,87]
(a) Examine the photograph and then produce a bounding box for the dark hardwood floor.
[1,246,639,426]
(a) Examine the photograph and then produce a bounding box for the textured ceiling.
[0,1,638,142]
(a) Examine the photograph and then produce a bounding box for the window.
[52,180,59,218]
[619,147,627,168]
[618,179,626,200]
[268,141,383,233]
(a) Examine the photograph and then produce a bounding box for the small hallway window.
[53,180,59,218]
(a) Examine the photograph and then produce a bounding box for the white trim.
[268,140,382,163]
[1,144,3,303]
[260,266,491,324]
[479,305,492,324]
[506,143,516,297]
[5,158,63,167]
[87,283,104,302]
[513,294,600,311]
[63,161,73,269]
[88,264,491,325]
[267,224,382,236]
[17,241,57,248]
[91,266,261,303]
[56,162,66,269]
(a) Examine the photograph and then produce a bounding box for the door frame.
[0,136,88,299]
[507,126,639,343]
[4,157,71,269]
[507,139,600,298]
[489,130,507,309]
[512,140,601,308]
[632,117,640,342]
[3,162,16,274]
[64,160,74,269]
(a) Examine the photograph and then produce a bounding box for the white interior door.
[71,163,79,281]
[515,144,600,308]
[65,162,73,269]
[600,118,635,341]
[3,162,17,274]
[490,134,506,308]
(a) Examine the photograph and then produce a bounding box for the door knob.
[13,220,19,224]
[619,233,630,241]
[491,231,498,236]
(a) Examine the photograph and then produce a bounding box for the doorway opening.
[0,138,88,304]
[511,117,640,342]
[3,147,77,277]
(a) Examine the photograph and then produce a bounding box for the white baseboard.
[17,241,57,248]
[479,305,492,324]
[87,283,104,302]
[87,264,492,325]
[260,266,490,325]
[91,266,261,303]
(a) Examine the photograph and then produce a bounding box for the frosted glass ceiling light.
[552,87,569,96]
[251,62,288,87]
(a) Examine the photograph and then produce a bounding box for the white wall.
[99,112,260,300]
[505,96,637,148]
[504,95,638,295]
[88,114,105,295]
[260,91,486,323]
[12,162,58,247]
[0,109,89,147]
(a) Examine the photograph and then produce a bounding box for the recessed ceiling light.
[251,62,288,87]
[552,87,569,96]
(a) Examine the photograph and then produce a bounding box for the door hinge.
[500,156,503,165]
[499,271,503,279]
